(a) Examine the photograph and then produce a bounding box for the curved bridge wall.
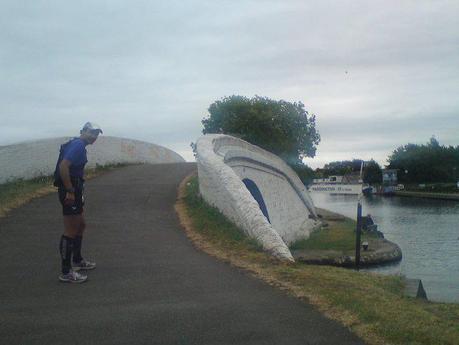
[0,136,185,184]
[196,134,320,261]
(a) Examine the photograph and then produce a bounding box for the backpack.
[53,138,77,187]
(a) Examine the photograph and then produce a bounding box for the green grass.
[290,218,377,252]
[405,183,458,194]
[0,163,130,217]
[0,175,53,207]
[184,177,262,252]
[182,175,459,345]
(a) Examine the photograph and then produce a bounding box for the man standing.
[55,122,102,283]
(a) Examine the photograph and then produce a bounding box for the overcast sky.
[1,0,458,168]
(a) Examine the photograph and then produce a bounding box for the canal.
[310,192,459,304]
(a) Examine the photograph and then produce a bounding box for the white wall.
[196,134,321,262]
[230,162,318,245]
[0,136,185,183]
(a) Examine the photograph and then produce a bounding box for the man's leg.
[72,214,85,264]
[72,213,96,270]
[59,215,87,283]
[60,215,83,274]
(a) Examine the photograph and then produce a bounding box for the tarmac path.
[0,163,365,345]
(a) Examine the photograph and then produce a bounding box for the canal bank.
[310,192,459,304]
[291,207,402,267]
[395,190,459,201]
[179,175,459,345]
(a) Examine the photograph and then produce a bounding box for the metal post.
[355,199,362,270]
[355,160,364,271]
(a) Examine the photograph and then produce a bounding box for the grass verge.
[405,183,458,194]
[0,163,129,218]
[175,174,459,345]
[290,218,377,252]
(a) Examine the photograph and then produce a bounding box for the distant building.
[382,169,398,186]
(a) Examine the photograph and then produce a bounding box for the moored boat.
[308,175,365,195]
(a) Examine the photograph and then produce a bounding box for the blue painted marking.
[242,178,270,223]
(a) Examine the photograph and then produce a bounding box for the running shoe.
[59,270,88,283]
[72,259,96,271]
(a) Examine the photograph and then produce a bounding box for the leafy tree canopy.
[291,163,315,186]
[319,159,364,176]
[315,159,382,184]
[362,160,383,184]
[201,95,320,166]
[387,137,459,183]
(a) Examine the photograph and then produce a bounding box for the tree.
[321,159,363,176]
[316,159,381,184]
[290,163,315,186]
[362,160,382,184]
[387,137,459,183]
[201,95,320,165]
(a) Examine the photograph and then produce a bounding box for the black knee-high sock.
[59,235,73,274]
[73,235,83,263]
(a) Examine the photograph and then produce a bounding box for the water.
[310,192,459,303]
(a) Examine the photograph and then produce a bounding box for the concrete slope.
[0,163,364,345]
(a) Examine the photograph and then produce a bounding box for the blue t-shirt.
[62,138,88,178]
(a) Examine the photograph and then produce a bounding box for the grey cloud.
[0,1,458,167]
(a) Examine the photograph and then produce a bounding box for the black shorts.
[58,178,85,216]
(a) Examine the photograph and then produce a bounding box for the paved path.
[0,163,365,345]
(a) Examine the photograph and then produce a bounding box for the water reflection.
[310,192,459,303]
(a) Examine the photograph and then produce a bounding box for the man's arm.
[59,159,76,205]
[59,159,73,191]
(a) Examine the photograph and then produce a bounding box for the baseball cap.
[82,122,103,134]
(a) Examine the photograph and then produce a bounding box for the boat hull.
[309,184,363,195]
